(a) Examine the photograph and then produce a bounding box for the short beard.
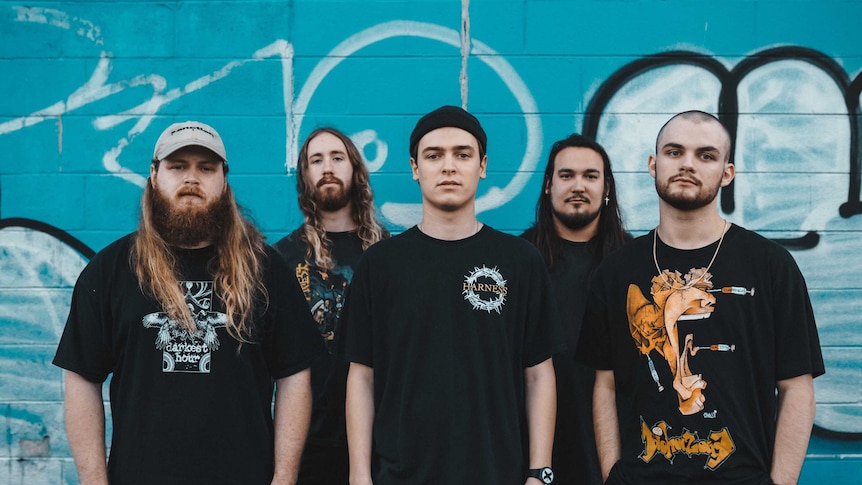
[553,206,601,230]
[150,187,231,247]
[655,178,720,211]
[315,177,351,212]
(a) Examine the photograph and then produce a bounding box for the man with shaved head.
[577,111,824,484]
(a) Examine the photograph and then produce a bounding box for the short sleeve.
[339,252,374,367]
[523,247,566,367]
[261,248,325,379]
[771,248,825,380]
[53,257,114,383]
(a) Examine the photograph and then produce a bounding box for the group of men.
[54,106,823,485]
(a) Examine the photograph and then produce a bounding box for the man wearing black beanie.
[342,105,564,485]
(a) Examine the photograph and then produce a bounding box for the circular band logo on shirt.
[462,265,508,314]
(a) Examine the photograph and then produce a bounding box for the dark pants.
[297,443,349,485]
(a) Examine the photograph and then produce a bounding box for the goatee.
[553,209,602,231]
[315,177,351,212]
[655,176,721,211]
[150,187,231,247]
[553,206,601,230]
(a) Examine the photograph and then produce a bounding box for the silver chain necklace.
[652,220,729,289]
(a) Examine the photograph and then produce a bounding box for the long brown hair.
[132,171,268,342]
[296,127,389,269]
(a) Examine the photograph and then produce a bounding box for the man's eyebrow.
[309,149,346,158]
[165,158,222,166]
[660,142,721,154]
[422,145,475,153]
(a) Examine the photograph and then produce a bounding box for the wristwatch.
[526,467,554,484]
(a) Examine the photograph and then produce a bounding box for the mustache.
[669,174,701,186]
[565,194,590,203]
[177,187,205,197]
[316,176,344,188]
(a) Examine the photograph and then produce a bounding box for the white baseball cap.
[153,121,227,162]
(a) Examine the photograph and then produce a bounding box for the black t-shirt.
[521,228,602,485]
[53,234,324,485]
[576,225,824,484]
[274,229,364,447]
[342,225,565,485]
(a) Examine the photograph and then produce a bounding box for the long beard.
[315,177,351,212]
[553,206,601,230]
[150,187,231,247]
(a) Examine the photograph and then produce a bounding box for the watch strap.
[526,467,554,484]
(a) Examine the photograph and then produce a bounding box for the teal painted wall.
[0,1,859,482]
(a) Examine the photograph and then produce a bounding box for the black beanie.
[409,105,487,157]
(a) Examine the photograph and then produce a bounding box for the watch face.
[540,467,554,484]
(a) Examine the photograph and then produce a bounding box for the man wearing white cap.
[54,121,324,484]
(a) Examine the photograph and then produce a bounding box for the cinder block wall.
[0,1,859,482]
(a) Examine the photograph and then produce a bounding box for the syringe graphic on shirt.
[647,355,665,392]
[694,344,735,352]
[689,343,736,356]
[708,286,755,296]
[644,343,734,392]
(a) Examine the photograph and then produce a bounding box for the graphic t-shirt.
[576,225,824,484]
[274,229,364,447]
[53,234,324,485]
[341,225,565,485]
[521,228,602,485]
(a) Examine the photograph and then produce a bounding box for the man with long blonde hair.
[275,127,388,484]
[54,121,323,484]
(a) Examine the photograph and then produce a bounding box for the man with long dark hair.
[275,127,389,484]
[54,121,323,484]
[521,134,630,485]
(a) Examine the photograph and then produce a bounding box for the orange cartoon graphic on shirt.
[627,268,715,415]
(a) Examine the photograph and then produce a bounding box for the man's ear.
[479,155,488,179]
[410,157,419,181]
[721,162,736,187]
[647,154,657,179]
[150,164,158,187]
